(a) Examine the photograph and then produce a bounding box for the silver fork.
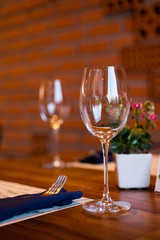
[43,175,67,196]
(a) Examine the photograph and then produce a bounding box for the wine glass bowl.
[80,66,131,214]
[39,79,70,168]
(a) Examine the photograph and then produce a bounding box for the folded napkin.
[79,151,113,164]
[0,189,82,222]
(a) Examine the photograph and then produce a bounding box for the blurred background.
[0,0,159,158]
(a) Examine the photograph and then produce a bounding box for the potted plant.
[111,100,157,189]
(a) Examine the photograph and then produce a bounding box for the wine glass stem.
[51,127,60,161]
[101,141,111,202]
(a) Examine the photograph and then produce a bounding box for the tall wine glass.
[80,66,131,214]
[39,78,70,168]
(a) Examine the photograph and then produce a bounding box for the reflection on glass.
[39,79,70,168]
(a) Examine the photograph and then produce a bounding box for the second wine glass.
[39,78,70,168]
[80,66,131,214]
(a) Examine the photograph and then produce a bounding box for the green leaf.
[110,142,121,154]
[131,139,137,145]
[110,142,119,149]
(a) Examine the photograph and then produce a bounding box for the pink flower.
[141,112,146,118]
[149,114,157,122]
[133,102,142,109]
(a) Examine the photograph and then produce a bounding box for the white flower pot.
[115,153,152,189]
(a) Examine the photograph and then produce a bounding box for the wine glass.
[39,78,70,168]
[80,66,131,214]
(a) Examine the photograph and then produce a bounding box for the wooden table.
[0,151,160,240]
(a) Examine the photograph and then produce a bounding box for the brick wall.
[0,0,159,157]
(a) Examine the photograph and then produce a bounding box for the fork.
[43,175,67,196]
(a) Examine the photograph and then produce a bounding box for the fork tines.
[46,175,67,195]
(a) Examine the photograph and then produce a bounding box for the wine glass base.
[42,160,65,169]
[42,160,72,169]
[82,200,131,214]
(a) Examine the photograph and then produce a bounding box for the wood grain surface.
[0,151,160,240]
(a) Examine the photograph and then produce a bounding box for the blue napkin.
[79,151,113,164]
[0,189,82,222]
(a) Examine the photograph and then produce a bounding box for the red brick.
[51,48,74,57]
[26,23,46,34]
[114,36,133,50]
[3,56,21,64]
[35,120,48,128]
[0,71,4,77]
[9,41,28,50]
[5,132,29,139]
[60,133,78,143]
[25,0,46,9]
[60,30,83,41]
[9,68,28,76]
[58,0,83,13]
[12,120,30,127]
[0,96,6,101]
[6,14,26,26]
[82,134,99,144]
[90,22,119,36]
[1,2,23,15]
[0,20,4,28]
[80,42,107,53]
[81,9,103,23]
[4,108,21,114]
[60,76,75,84]
[4,82,21,88]
[0,45,5,52]
[28,107,39,114]
[24,80,40,87]
[64,120,84,129]
[30,7,52,19]
[91,55,120,66]
[69,90,80,99]
[10,94,30,101]
[32,37,53,46]
[25,52,45,61]
[2,29,21,39]
[1,145,30,153]
[33,65,54,73]
[61,61,84,70]
[52,16,75,29]
[69,106,77,114]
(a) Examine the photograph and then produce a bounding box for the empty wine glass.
[39,79,70,168]
[80,66,131,214]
